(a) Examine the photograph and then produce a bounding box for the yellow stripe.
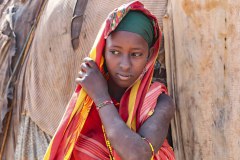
[89,47,96,61]
[131,116,136,131]
[92,22,105,50]
[89,22,105,61]
[43,139,53,159]
[66,89,87,131]
[64,96,93,159]
[64,138,76,160]
[126,80,141,128]
[100,56,104,68]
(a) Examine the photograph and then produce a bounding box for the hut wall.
[164,0,240,160]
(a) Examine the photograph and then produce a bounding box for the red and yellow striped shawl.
[44,1,174,159]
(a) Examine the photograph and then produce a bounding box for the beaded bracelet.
[142,137,154,160]
[96,100,113,110]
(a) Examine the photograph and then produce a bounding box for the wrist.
[96,100,114,110]
[93,95,111,106]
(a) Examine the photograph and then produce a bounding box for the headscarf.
[114,11,154,47]
[43,1,163,159]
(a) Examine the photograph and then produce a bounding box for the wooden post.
[165,0,240,159]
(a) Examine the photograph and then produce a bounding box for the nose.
[120,55,131,71]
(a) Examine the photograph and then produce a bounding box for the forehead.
[106,31,148,49]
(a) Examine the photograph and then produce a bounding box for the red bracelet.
[96,100,113,110]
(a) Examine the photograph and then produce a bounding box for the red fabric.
[72,105,109,160]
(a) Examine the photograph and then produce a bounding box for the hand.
[75,57,110,104]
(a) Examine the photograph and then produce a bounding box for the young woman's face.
[105,31,150,89]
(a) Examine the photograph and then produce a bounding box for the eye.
[110,50,120,55]
[131,52,143,57]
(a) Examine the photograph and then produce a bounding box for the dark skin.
[76,31,175,160]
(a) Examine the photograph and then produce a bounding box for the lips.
[117,73,132,80]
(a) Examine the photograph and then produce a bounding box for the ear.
[147,47,154,61]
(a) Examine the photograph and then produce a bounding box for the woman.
[44,1,175,160]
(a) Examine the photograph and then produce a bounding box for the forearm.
[98,103,152,160]
[138,111,170,153]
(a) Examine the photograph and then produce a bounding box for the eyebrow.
[109,45,122,49]
[108,45,144,51]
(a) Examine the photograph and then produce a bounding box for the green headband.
[115,11,154,47]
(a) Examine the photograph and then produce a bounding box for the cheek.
[104,55,116,71]
[133,60,148,74]
[104,51,111,66]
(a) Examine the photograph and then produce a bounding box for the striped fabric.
[74,134,109,160]
[139,82,167,124]
[43,1,174,160]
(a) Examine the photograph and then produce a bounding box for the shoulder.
[144,82,175,121]
[154,93,176,121]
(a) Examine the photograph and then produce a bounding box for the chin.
[110,76,137,89]
[115,81,133,89]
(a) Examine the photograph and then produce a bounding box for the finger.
[80,62,89,72]
[83,57,97,68]
[77,70,85,78]
[75,77,83,84]
[83,57,92,62]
